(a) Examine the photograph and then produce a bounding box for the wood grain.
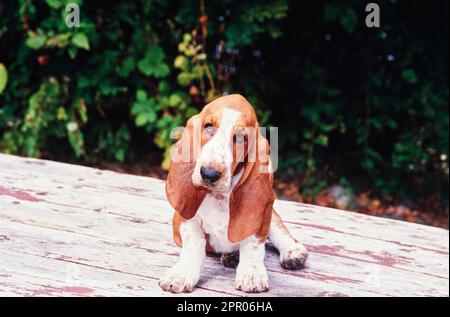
[0,153,448,297]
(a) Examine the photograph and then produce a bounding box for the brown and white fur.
[160,94,308,293]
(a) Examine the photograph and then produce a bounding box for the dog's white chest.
[193,167,243,254]
[196,194,239,254]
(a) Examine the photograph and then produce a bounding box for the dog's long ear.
[228,127,275,243]
[166,114,207,219]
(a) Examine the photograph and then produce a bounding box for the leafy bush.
[0,0,448,210]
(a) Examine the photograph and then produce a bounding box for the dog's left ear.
[228,127,275,243]
[166,114,207,219]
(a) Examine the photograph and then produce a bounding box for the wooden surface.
[0,153,448,297]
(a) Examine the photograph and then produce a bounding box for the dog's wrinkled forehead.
[200,94,257,128]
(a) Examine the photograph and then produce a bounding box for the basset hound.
[160,94,308,293]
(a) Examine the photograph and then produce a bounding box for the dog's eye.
[234,131,246,144]
[204,123,216,135]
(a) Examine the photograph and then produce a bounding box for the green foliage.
[71,33,90,50]
[0,63,7,93]
[224,0,288,47]
[0,0,448,209]
[132,90,159,127]
[137,46,170,78]
[267,1,448,205]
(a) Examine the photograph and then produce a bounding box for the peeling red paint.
[0,155,447,297]
[62,286,93,295]
[306,243,447,280]
[30,285,93,296]
[295,220,448,255]
[375,239,448,255]
[360,250,410,266]
[294,222,338,232]
[361,251,398,266]
[0,186,43,202]
[306,244,410,267]
[306,244,345,254]
[304,272,361,284]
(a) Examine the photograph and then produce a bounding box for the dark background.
[0,0,448,227]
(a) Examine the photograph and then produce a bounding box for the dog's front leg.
[159,218,205,293]
[269,210,308,270]
[235,236,269,293]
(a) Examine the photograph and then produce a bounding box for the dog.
[159,94,308,293]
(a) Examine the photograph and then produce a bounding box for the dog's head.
[166,94,275,242]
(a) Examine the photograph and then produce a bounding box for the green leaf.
[161,146,172,170]
[137,59,151,75]
[153,63,170,78]
[135,114,148,126]
[77,76,91,89]
[136,89,147,102]
[138,47,170,78]
[316,134,329,147]
[138,59,168,77]
[186,107,199,119]
[56,107,68,121]
[174,55,187,69]
[340,7,358,33]
[45,0,62,9]
[0,63,8,94]
[138,50,159,72]
[68,46,78,59]
[303,130,313,140]
[72,33,90,50]
[178,42,187,53]
[184,45,196,57]
[77,100,88,123]
[402,69,418,84]
[191,65,204,78]
[158,81,169,95]
[146,110,157,123]
[183,33,192,44]
[177,72,191,86]
[168,93,182,107]
[147,46,165,61]
[26,35,46,50]
[115,148,126,162]
[118,56,135,77]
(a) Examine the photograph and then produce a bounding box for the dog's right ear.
[165,114,207,219]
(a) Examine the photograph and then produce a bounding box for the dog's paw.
[235,264,269,293]
[220,251,240,268]
[159,266,199,293]
[280,242,308,270]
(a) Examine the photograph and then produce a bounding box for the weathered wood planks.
[0,153,448,297]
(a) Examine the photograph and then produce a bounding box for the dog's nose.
[200,166,222,183]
